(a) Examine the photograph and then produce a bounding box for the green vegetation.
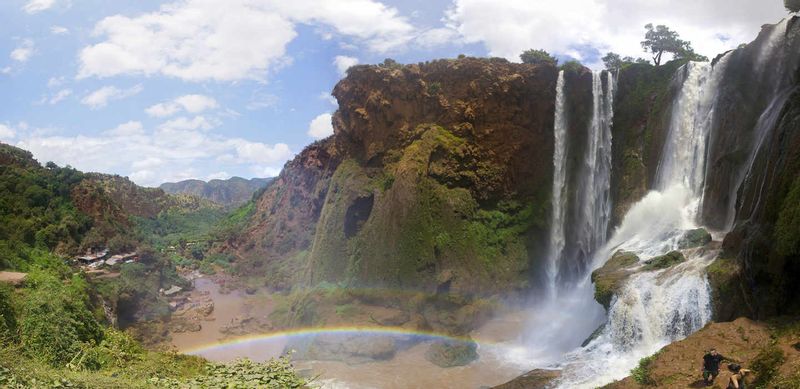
[642,251,686,271]
[631,352,659,385]
[520,49,558,66]
[602,52,650,70]
[749,345,785,388]
[0,146,93,268]
[560,60,584,74]
[775,175,800,257]
[641,24,708,66]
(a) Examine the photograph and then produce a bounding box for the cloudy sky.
[0,0,788,187]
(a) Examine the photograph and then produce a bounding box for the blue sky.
[0,0,787,186]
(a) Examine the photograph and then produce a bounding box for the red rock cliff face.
[229,58,587,294]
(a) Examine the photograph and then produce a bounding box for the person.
[727,363,753,389]
[701,348,728,385]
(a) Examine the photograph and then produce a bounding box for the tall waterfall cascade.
[546,70,569,296]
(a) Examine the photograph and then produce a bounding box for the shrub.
[631,352,659,385]
[19,270,103,366]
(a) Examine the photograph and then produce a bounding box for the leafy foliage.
[151,357,309,388]
[641,24,706,66]
[18,269,103,366]
[602,52,650,70]
[520,49,558,66]
[631,352,659,385]
[0,146,92,269]
[749,345,785,388]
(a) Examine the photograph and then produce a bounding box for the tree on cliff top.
[787,0,800,12]
[602,52,650,71]
[520,49,558,66]
[641,24,705,66]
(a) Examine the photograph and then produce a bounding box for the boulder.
[678,228,712,249]
[591,250,640,309]
[642,250,686,271]
[289,334,397,365]
[424,339,478,367]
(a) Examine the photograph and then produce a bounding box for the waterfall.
[516,71,614,366]
[552,60,728,388]
[564,71,615,282]
[546,70,569,295]
[720,19,792,231]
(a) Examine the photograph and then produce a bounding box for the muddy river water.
[170,277,534,389]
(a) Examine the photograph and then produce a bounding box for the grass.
[631,351,660,385]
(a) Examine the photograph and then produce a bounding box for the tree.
[520,49,558,66]
[641,24,705,66]
[602,52,623,70]
[603,52,651,71]
[787,0,800,12]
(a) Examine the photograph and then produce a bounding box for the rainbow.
[180,326,491,356]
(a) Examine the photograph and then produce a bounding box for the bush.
[151,357,309,388]
[631,352,659,385]
[560,60,584,74]
[19,270,103,366]
[520,49,558,66]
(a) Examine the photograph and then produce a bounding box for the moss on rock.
[678,228,712,249]
[643,250,686,271]
[591,250,640,309]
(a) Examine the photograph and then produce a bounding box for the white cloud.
[444,0,787,67]
[333,55,359,76]
[416,27,461,49]
[81,84,142,109]
[0,124,15,140]
[23,0,56,14]
[15,121,293,186]
[308,113,334,139]
[319,91,337,106]
[47,76,65,88]
[78,0,414,82]
[246,92,279,111]
[106,121,145,136]
[10,40,35,63]
[146,94,218,117]
[50,26,69,35]
[47,89,72,104]
[205,171,230,181]
[159,116,215,131]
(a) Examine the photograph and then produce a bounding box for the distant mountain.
[160,177,273,207]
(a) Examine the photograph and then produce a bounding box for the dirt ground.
[605,317,800,388]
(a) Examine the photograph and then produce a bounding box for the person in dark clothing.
[701,348,728,385]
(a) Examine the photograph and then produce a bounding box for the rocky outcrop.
[287,333,398,365]
[591,250,640,309]
[229,58,593,296]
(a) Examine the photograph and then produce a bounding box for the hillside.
[160,177,273,208]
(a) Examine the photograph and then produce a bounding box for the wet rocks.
[642,250,686,270]
[289,334,398,365]
[678,228,712,249]
[424,339,478,367]
[591,250,640,309]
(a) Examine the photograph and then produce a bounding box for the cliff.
[228,58,598,295]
